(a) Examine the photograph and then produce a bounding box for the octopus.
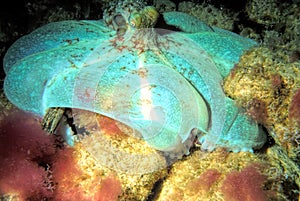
[3,0,266,171]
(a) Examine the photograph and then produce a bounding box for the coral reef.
[153,0,176,13]
[244,0,300,52]
[156,148,284,201]
[266,145,300,197]
[223,47,300,162]
[178,1,235,31]
[246,0,282,27]
[223,46,300,198]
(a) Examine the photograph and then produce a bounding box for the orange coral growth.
[221,164,268,201]
[187,169,221,194]
[94,176,122,201]
[52,147,84,201]
[52,147,122,201]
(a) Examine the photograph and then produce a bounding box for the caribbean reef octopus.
[3,0,266,164]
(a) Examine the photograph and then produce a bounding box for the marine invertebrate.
[3,0,266,172]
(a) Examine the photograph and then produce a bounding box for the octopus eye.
[128,12,142,28]
[113,14,126,27]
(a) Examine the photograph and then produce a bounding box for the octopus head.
[103,0,159,34]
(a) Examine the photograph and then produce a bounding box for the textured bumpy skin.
[3,1,266,153]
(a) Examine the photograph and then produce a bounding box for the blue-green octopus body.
[3,1,266,155]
